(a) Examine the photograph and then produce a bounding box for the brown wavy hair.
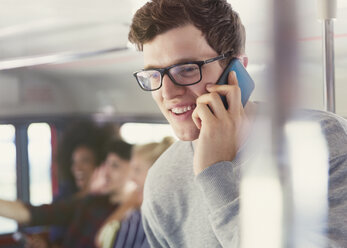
[128,0,246,66]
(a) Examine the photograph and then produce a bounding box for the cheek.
[108,169,119,179]
[152,91,162,105]
[140,167,150,180]
[141,172,148,182]
[83,164,95,175]
[132,175,141,184]
[116,167,130,180]
[201,65,224,85]
[87,163,96,171]
[188,83,207,97]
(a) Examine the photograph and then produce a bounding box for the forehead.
[143,24,217,68]
[131,153,146,163]
[73,146,94,157]
[106,153,124,164]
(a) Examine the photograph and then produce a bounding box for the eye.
[172,64,199,78]
[150,72,160,79]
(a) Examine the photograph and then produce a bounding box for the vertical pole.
[318,0,337,113]
[322,19,336,112]
[15,124,30,203]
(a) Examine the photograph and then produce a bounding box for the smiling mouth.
[170,104,196,115]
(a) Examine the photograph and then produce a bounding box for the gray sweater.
[141,109,347,248]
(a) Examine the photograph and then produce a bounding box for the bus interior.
[0,0,346,247]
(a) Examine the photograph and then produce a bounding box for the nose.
[72,162,82,172]
[161,74,185,100]
[103,162,111,173]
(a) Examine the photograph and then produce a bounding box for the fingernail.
[206,83,214,88]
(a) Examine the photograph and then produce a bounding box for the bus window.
[27,123,52,206]
[0,125,17,234]
[120,123,177,144]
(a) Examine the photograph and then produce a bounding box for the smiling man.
[128,0,347,247]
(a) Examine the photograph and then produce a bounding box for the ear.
[240,56,248,68]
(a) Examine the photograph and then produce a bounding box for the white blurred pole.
[240,0,299,247]
[240,117,284,248]
[285,121,329,248]
[271,0,299,247]
[241,0,329,247]
[318,0,337,113]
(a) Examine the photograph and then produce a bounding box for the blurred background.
[0,0,346,244]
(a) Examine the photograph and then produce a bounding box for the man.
[128,0,347,247]
[0,139,133,248]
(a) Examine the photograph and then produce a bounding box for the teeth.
[171,105,194,114]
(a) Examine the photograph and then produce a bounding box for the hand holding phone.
[192,58,255,175]
[216,58,255,108]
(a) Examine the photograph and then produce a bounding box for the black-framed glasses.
[133,51,233,91]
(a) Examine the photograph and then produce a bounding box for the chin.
[175,127,200,141]
[76,182,84,189]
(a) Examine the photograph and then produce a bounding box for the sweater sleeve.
[195,161,241,247]
[141,202,170,248]
[319,113,347,248]
[327,153,347,248]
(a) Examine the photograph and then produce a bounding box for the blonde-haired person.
[96,137,175,248]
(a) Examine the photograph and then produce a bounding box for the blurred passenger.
[46,121,113,247]
[0,139,133,248]
[96,137,175,248]
[56,121,113,198]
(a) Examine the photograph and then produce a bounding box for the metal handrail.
[0,46,128,71]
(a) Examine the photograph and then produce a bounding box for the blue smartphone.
[216,58,255,108]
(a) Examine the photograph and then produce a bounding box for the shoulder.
[142,140,194,218]
[149,140,193,177]
[298,109,347,128]
[149,139,193,173]
[296,109,347,159]
[144,140,193,193]
[156,140,193,160]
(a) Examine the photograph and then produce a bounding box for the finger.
[196,92,226,117]
[226,71,246,115]
[192,107,201,129]
[207,71,238,93]
[192,103,215,129]
[226,86,242,115]
[206,84,242,115]
[228,71,238,86]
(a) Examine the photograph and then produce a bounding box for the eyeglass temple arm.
[204,50,233,64]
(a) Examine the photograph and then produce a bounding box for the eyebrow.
[144,57,202,70]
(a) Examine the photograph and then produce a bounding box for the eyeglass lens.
[137,70,161,90]
[137,63,201,90]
